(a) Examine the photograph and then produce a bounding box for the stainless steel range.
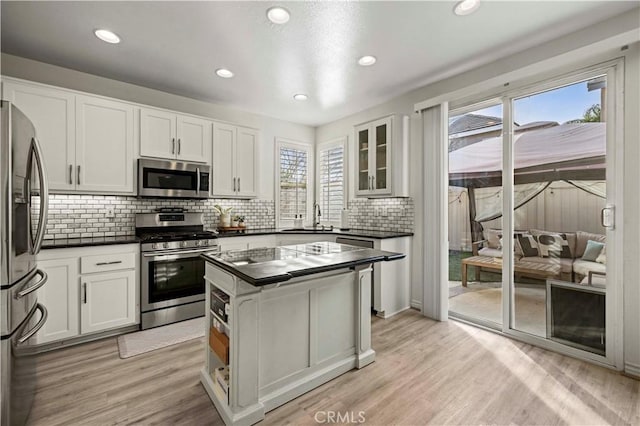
[136,211,219,329]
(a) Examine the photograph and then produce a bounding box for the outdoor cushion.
[531,229,576,258]
[596,245,606,264]
[478,247,504,258]
[520,256,573,274]
[484,229,502,249]
[534,232,572,259]
[516,234,539,257]
[575,231,606,258]
[573,258,606,277]
[582,240,605,261]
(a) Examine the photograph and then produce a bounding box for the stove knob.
[163,242,169,249]
[181,241,189,248]
[152,243,158,250]
[198,240,205,247]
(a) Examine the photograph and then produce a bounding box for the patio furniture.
[461,255,562,287]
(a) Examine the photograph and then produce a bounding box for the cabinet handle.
[83,283,87,304]
[178,139,181,155]
[95,260,123,266]
[172,138,176,154]
[69,164,73,184]
[372,175,375,190]
[233,177,236,192]
[77,165,81,185]
[368,176,372,190]
[237,178,240,192]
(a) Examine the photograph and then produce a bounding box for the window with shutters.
[277,140,313,226]
[316,137,346,225]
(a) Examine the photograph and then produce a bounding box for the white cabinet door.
[236,126,259,197]
[140,108,176,159]
[370,117,391,195]
[355,116,392,197]
[75,96,135,193]
[212,123,237,197]
[35,257,80,344]
[80,270,137,334]
[176,115,211,163]
[3,80,76,191]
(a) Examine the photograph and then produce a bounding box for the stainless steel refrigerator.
[1,101,50,425]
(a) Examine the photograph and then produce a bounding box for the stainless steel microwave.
[138,158,210,199]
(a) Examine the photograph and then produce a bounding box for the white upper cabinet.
[140,108,176,159]
[355,115,408,197]
[140,107,211,163]
[212,123,259,198]
[2,78,135,194]
[2,80,76,191]
[75,95,135,193]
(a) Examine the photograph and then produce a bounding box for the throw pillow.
[595,244,607,264]
[484,229,502,249]
[535,232,573,259]
[582,240,605,262]
[516,233,539,257]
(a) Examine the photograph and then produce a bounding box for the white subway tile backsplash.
[33,195,276,240]
[347,198,414,233]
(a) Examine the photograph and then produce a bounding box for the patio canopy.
[448,122,606,188]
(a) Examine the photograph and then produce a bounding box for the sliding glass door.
[447,63,620,365]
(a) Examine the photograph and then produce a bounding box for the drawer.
[81,252,136,274]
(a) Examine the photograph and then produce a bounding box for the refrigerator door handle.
[17,303,48,345]
[29,136,49,255]
[15,269,48,299]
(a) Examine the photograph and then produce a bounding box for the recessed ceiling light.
[357,55,377,67]
[267,7,290,24]
[215,68,234,78]
[454,0,481,16]
[94,29,120,44]
[293,94,308,101]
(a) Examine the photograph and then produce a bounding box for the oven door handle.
[142,247,219,258]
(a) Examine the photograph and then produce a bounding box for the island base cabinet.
[202,264,375,426]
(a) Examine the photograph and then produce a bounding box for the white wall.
[0,53,315,201]
[316,10,639,374]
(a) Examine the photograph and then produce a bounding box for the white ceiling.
[1,1,637,127]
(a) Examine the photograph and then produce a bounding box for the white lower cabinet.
[36,244,139,345]
[80,270,137,334]
[35,257,80,344]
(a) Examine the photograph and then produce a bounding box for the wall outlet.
[267,207,274,216]
[381,207,388,217]
[106,208,115,219]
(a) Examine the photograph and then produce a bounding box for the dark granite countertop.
[41,235,140,249]
[214,227,413,239]
[202,241,405,286]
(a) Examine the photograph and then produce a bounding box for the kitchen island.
[200,241,404,425]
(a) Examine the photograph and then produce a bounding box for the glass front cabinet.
[356,116,393,196]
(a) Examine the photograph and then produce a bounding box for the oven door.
[141,247,213,312]
[137,159,209,199]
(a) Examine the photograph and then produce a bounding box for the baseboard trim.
[624,362,640,378]
[376,306,410,319]
[410,300,422,310]
[26,324,140,354]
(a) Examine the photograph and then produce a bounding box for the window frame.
[315,136,348,227]
[275,138,314,228]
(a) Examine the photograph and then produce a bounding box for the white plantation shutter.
[317,138,346,224]
[279,145,309,221]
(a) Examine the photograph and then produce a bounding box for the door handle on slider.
[601,205,615,229]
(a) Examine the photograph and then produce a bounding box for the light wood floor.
[27,309,639,425]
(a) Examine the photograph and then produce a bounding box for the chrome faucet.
[313,202,321,227]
